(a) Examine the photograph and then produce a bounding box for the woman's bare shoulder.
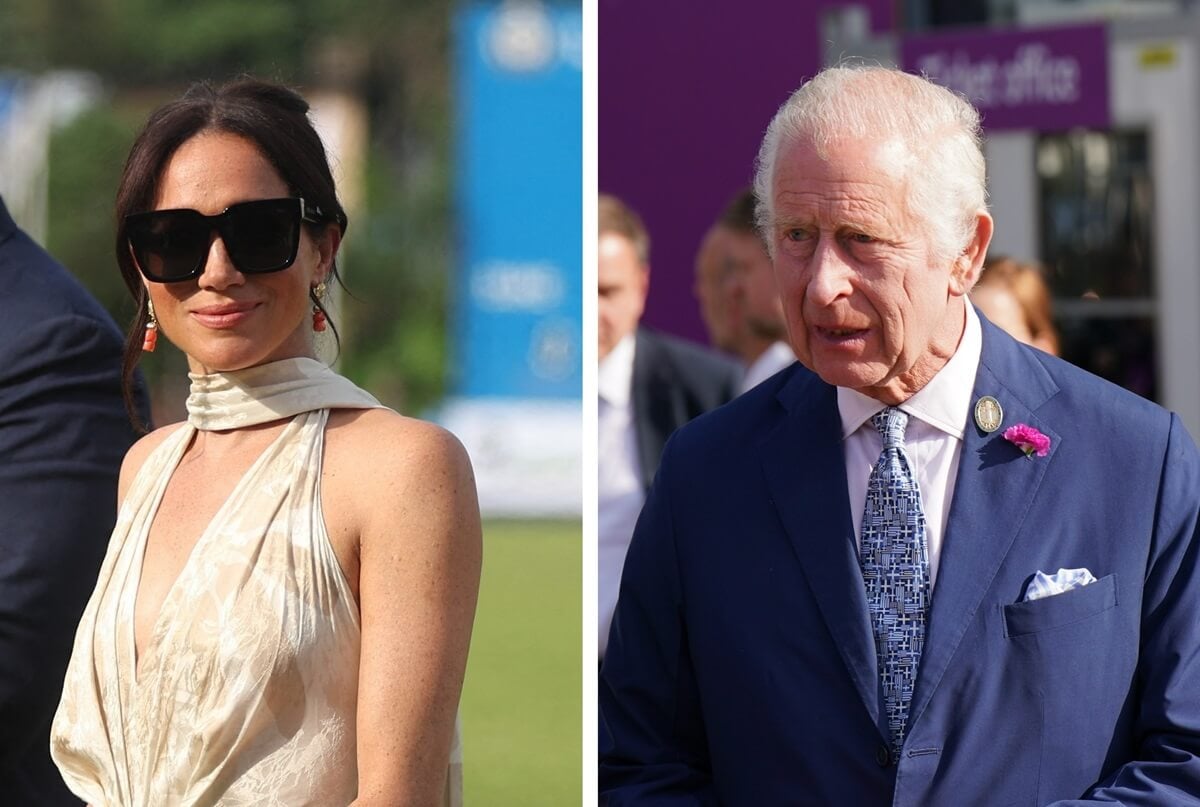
[324,408,477,532]
[118,421,189,503]
[326,408,473,477]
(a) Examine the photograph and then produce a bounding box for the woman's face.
[144,130,337,374]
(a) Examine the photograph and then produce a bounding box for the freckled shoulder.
[322,408,477,534]
[324,408,471,476]
[118,421,190,505]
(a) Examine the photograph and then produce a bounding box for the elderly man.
[600,66,1200,805]
[598,193,738,661]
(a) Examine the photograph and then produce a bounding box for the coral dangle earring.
[142,297,159,352]
[311,282,328,332]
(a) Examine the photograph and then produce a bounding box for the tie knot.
[872,406,908,450]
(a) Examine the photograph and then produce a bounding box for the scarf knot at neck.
[187,357,383,431]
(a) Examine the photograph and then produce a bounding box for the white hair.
[752,64,988,264]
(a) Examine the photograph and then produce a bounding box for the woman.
[50,78,482,806]
[971,255,1060,356]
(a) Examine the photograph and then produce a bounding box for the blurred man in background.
[0,194,147,804]
[597,193,738,661]
[693,218,746,359]
[695,188,795,392]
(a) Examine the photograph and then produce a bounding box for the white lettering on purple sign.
[916,44,1080,108]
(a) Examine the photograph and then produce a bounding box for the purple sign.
[902,23,1110,132]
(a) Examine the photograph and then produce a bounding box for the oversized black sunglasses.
[125,197,328,283]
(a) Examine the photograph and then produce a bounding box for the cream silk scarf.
[51,358,464,807]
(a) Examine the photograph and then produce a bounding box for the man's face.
[768,136,988,403]
[693,226,744,353]
[598,232,649,361]
[727,229,786,343]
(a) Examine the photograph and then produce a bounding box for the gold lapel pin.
[974,395,1004,433]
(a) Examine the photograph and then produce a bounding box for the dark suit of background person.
[598,193,739,661]
[0,195,147,804]
[600,66,1200,806]
[631,326,738,492]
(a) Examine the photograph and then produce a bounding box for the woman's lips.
[191,303,259,329]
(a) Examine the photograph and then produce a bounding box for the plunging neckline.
[129,419,299,684]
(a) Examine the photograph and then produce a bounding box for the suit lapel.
[908,320,1061,730]
[760,371,889,741]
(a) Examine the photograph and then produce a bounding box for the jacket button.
[875,744,892,767]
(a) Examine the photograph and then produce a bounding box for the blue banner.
[452,1,582,399]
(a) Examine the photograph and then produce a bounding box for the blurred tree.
[340,142,451,414]
[1,0,308,81]
[45,105,137,326]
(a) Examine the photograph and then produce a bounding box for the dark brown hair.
[718,187,757,237]
[115,77,349,429]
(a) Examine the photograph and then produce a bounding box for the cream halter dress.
[50,358,463,806]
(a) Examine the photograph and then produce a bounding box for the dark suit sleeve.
[599,437,719,805]
[0,312,134,774]
[1049,413,1200,806]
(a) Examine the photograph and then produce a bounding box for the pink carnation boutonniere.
[1003,423,1051,459]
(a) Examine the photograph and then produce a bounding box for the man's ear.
[950,210,993,296]
[637,261,651,303]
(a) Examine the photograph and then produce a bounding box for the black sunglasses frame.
[125,197,328,283]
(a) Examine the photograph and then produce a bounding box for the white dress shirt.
[598,333,645,658]
[839,303,982,589]
[740,340,796,394]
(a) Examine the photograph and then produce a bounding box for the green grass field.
[460,519,581,805]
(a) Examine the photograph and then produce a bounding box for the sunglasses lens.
[126,198,306,282]
[222,199,301,274]
[127,210,209,282]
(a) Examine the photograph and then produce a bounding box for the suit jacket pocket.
[1003,573,1117,638]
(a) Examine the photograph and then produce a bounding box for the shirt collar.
[598,332,637,408]
[837,302,982,440]
[752,341,795,374]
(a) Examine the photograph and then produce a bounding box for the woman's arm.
[346,414,482,806]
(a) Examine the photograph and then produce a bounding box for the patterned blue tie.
[859,406,931,758]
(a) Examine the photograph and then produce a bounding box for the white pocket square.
[1023,567,1098,602]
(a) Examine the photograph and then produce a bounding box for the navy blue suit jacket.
[600,315,1200,806]
[0,198,147,804]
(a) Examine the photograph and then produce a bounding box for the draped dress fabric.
[50,358,464,806]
